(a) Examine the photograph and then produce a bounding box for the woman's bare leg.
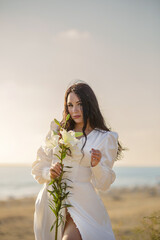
[62,210,82,240]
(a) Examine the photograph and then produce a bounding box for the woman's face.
[67,92,83,126]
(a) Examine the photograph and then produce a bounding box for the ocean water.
[0,166,160,200]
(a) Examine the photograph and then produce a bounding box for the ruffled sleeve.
[91,131,118,192]
[31,120,59,184]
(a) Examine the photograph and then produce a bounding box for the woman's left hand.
[91,148,102,167]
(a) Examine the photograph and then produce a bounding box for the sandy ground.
[0,186,160,240]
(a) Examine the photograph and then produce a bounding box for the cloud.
[53,29,91,40]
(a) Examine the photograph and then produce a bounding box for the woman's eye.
[67,104,73,107]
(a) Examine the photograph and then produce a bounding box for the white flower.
[46,131,59,149]
[52,144,61,157]
[59,129,79,148]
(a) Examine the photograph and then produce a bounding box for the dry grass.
[102,186,160,239]
[0,186,160,240]
[0,198,35,240]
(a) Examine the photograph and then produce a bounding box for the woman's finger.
[53,165,61,171]
[91,159,98,167]
[92,149,102,158]
[92,152,100,157]
[91,149,102,167]
[50,171,60,179]
[52,166,61,175]
[92,152,101,159]
[54,162,62,169]
[50,164,62,178]
[52,162,62,171]
[92,153,101,159]
[91,149,101,155]
[51,169,60,176]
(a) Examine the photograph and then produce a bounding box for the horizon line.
[0,163,160,168]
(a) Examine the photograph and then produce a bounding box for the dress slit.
[64,207,83,240]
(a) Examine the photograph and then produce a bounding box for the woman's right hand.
[50,162,62,179]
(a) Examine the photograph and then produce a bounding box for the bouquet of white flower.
[45,114,83,240]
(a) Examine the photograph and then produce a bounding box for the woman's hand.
[50,162,62,179]
[90,148,102,167]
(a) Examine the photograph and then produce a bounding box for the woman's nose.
[72,105,79,112]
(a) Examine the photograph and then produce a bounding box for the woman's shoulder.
[94,128,119,139]
[92,129,119,150]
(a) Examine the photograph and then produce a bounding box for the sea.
[0,166,160,200]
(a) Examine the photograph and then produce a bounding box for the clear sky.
[0,0,160,166]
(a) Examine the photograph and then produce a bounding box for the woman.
[32,82,123,240]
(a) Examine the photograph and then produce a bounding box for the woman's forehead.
[67,92,80,102]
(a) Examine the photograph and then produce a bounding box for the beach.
[0,186,160,240]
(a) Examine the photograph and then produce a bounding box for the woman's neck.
[74,123,93,134]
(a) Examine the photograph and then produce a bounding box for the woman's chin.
[73,119,83,125]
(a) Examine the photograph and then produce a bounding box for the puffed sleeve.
[91,131,118,192]
[31,120,59,184]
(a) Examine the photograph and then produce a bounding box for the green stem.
[55,213,58,240]
[51,145,67,239]
[54,147,64,240]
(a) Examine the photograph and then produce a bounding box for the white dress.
[31,121,119,240]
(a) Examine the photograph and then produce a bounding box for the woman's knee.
[62,234,76,240]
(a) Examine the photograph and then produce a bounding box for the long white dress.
[31,121,119,240]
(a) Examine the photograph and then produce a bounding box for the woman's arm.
[91,131,118,191]
[31,120,59,184]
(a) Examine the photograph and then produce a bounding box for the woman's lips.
[73,115,81,119]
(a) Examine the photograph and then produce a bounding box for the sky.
[0,0,160,166]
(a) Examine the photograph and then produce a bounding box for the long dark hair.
[62,82,124,160]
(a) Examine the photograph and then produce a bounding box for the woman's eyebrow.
[67,100,81,104]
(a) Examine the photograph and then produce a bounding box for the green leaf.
[48,204,57,216]
[50,220,57,232]
[63,178,73,182]
[66,185,73,189]
[48,179,55,185]
[64,166,73,169]
[48,192,57,201]
[61,204,73,209]
[50,225,54,232]
[54,118,61,127]
[61,151,66,160]
[59,213,64,226]
[75,132,83,137]
[54,153,61,160]
[52,130,58,135]
[66,114,70,121]
[51,184,58,190]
